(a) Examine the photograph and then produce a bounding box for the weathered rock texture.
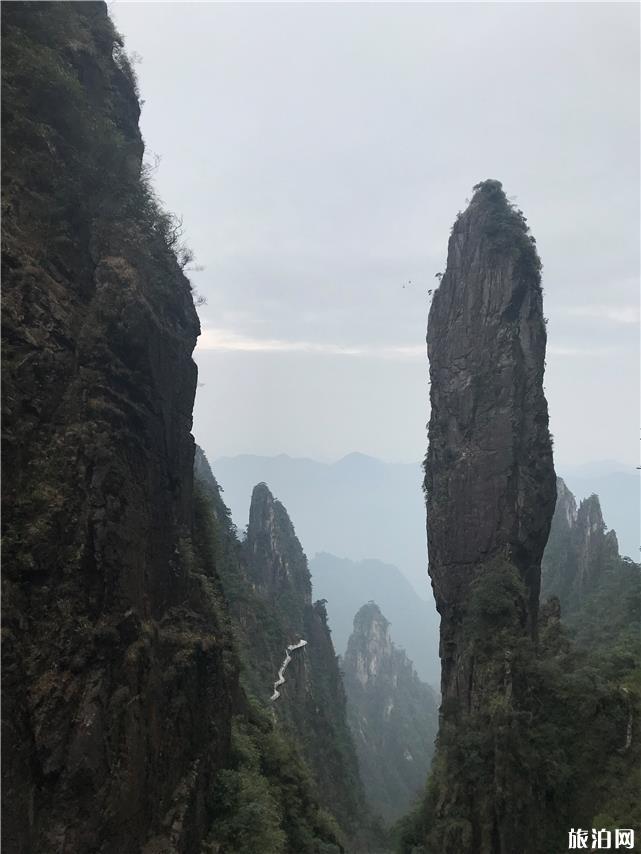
[245,482,313,609]
[423,180,556,851]
[1,7,359,854]
[195,457,371,845]
[542,477,620,613]
[1,5,242,852]
[243,482,369,835]
[343,603,438,824]
[426,179,556,702]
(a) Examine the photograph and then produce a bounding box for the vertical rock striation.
[426,178,556,702]
[423,180,556,851]
[195,457,371,845]
[242,482,368,837]
[245,482,313,610]
[343,603,438,824]
[1,7,375,852]
[1,5,239,852]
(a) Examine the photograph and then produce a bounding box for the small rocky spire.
[245,482,312,605]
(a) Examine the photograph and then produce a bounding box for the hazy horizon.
[209,448,638,473]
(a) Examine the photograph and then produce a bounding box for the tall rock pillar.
[424,180,556,852]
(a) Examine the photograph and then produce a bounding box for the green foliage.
[194,453,372,845]
[343,604,439,825]
[209,719,286,854]
[208,715,346,854]
[192,455,373,851]
[398,553,641,854]
[463,559,527,645]
[469,179,542,286]
[1,2,196,291]
[212,766,286,854]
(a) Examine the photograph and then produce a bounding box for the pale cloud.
[197,326,424,360]
[560,304,640,325]
[548,345,619,357]
[198,326,624,361]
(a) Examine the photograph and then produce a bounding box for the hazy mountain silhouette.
[211,452,639,594]
[212,452,432,597]
[310,553,440,687]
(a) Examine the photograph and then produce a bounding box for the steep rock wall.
[2,6,232,852]
[195,454,372,847]
[425,179,556,704]
[423,180,556,852]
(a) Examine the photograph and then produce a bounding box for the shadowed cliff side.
[421,180,556,852]
[1,6,358,853]
[1,4,238,851]
[243,480,367,840]
[194,451,379,851]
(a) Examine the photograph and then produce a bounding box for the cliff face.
[425,179,556,703]
[1,7,355,854]
[195,456,370,846]
[542,477,620,612]
[422,180,556,852]
[2,5,236,852]
[245,482,313,609]
[243,482,368,836]
[343,603,438,824]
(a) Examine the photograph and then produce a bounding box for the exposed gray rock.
[423,180,556,852]
[425,179,556,704]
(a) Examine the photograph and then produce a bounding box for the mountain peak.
[245,482,311,605]
[343,602,438,822]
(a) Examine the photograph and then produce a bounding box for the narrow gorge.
[2,6,639,854]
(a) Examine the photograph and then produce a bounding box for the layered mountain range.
[542,476,622,613]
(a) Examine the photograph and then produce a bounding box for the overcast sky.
[112,2,639,468]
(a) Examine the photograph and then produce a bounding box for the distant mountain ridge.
[310,553,440,687]
[211,452,639,594]
[212,452,432,599]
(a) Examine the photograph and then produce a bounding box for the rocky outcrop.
[245,482,313,608]
[194,457,371,844]
[425,178,556,703]
[423,180,556,852]
[1,5,238,852]
[242,482,368,835]
[343,603,438,823]
[542,477,620,612]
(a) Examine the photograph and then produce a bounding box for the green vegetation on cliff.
[398,515,640,853]
[206,710,344,854]
[194,448,379,851]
